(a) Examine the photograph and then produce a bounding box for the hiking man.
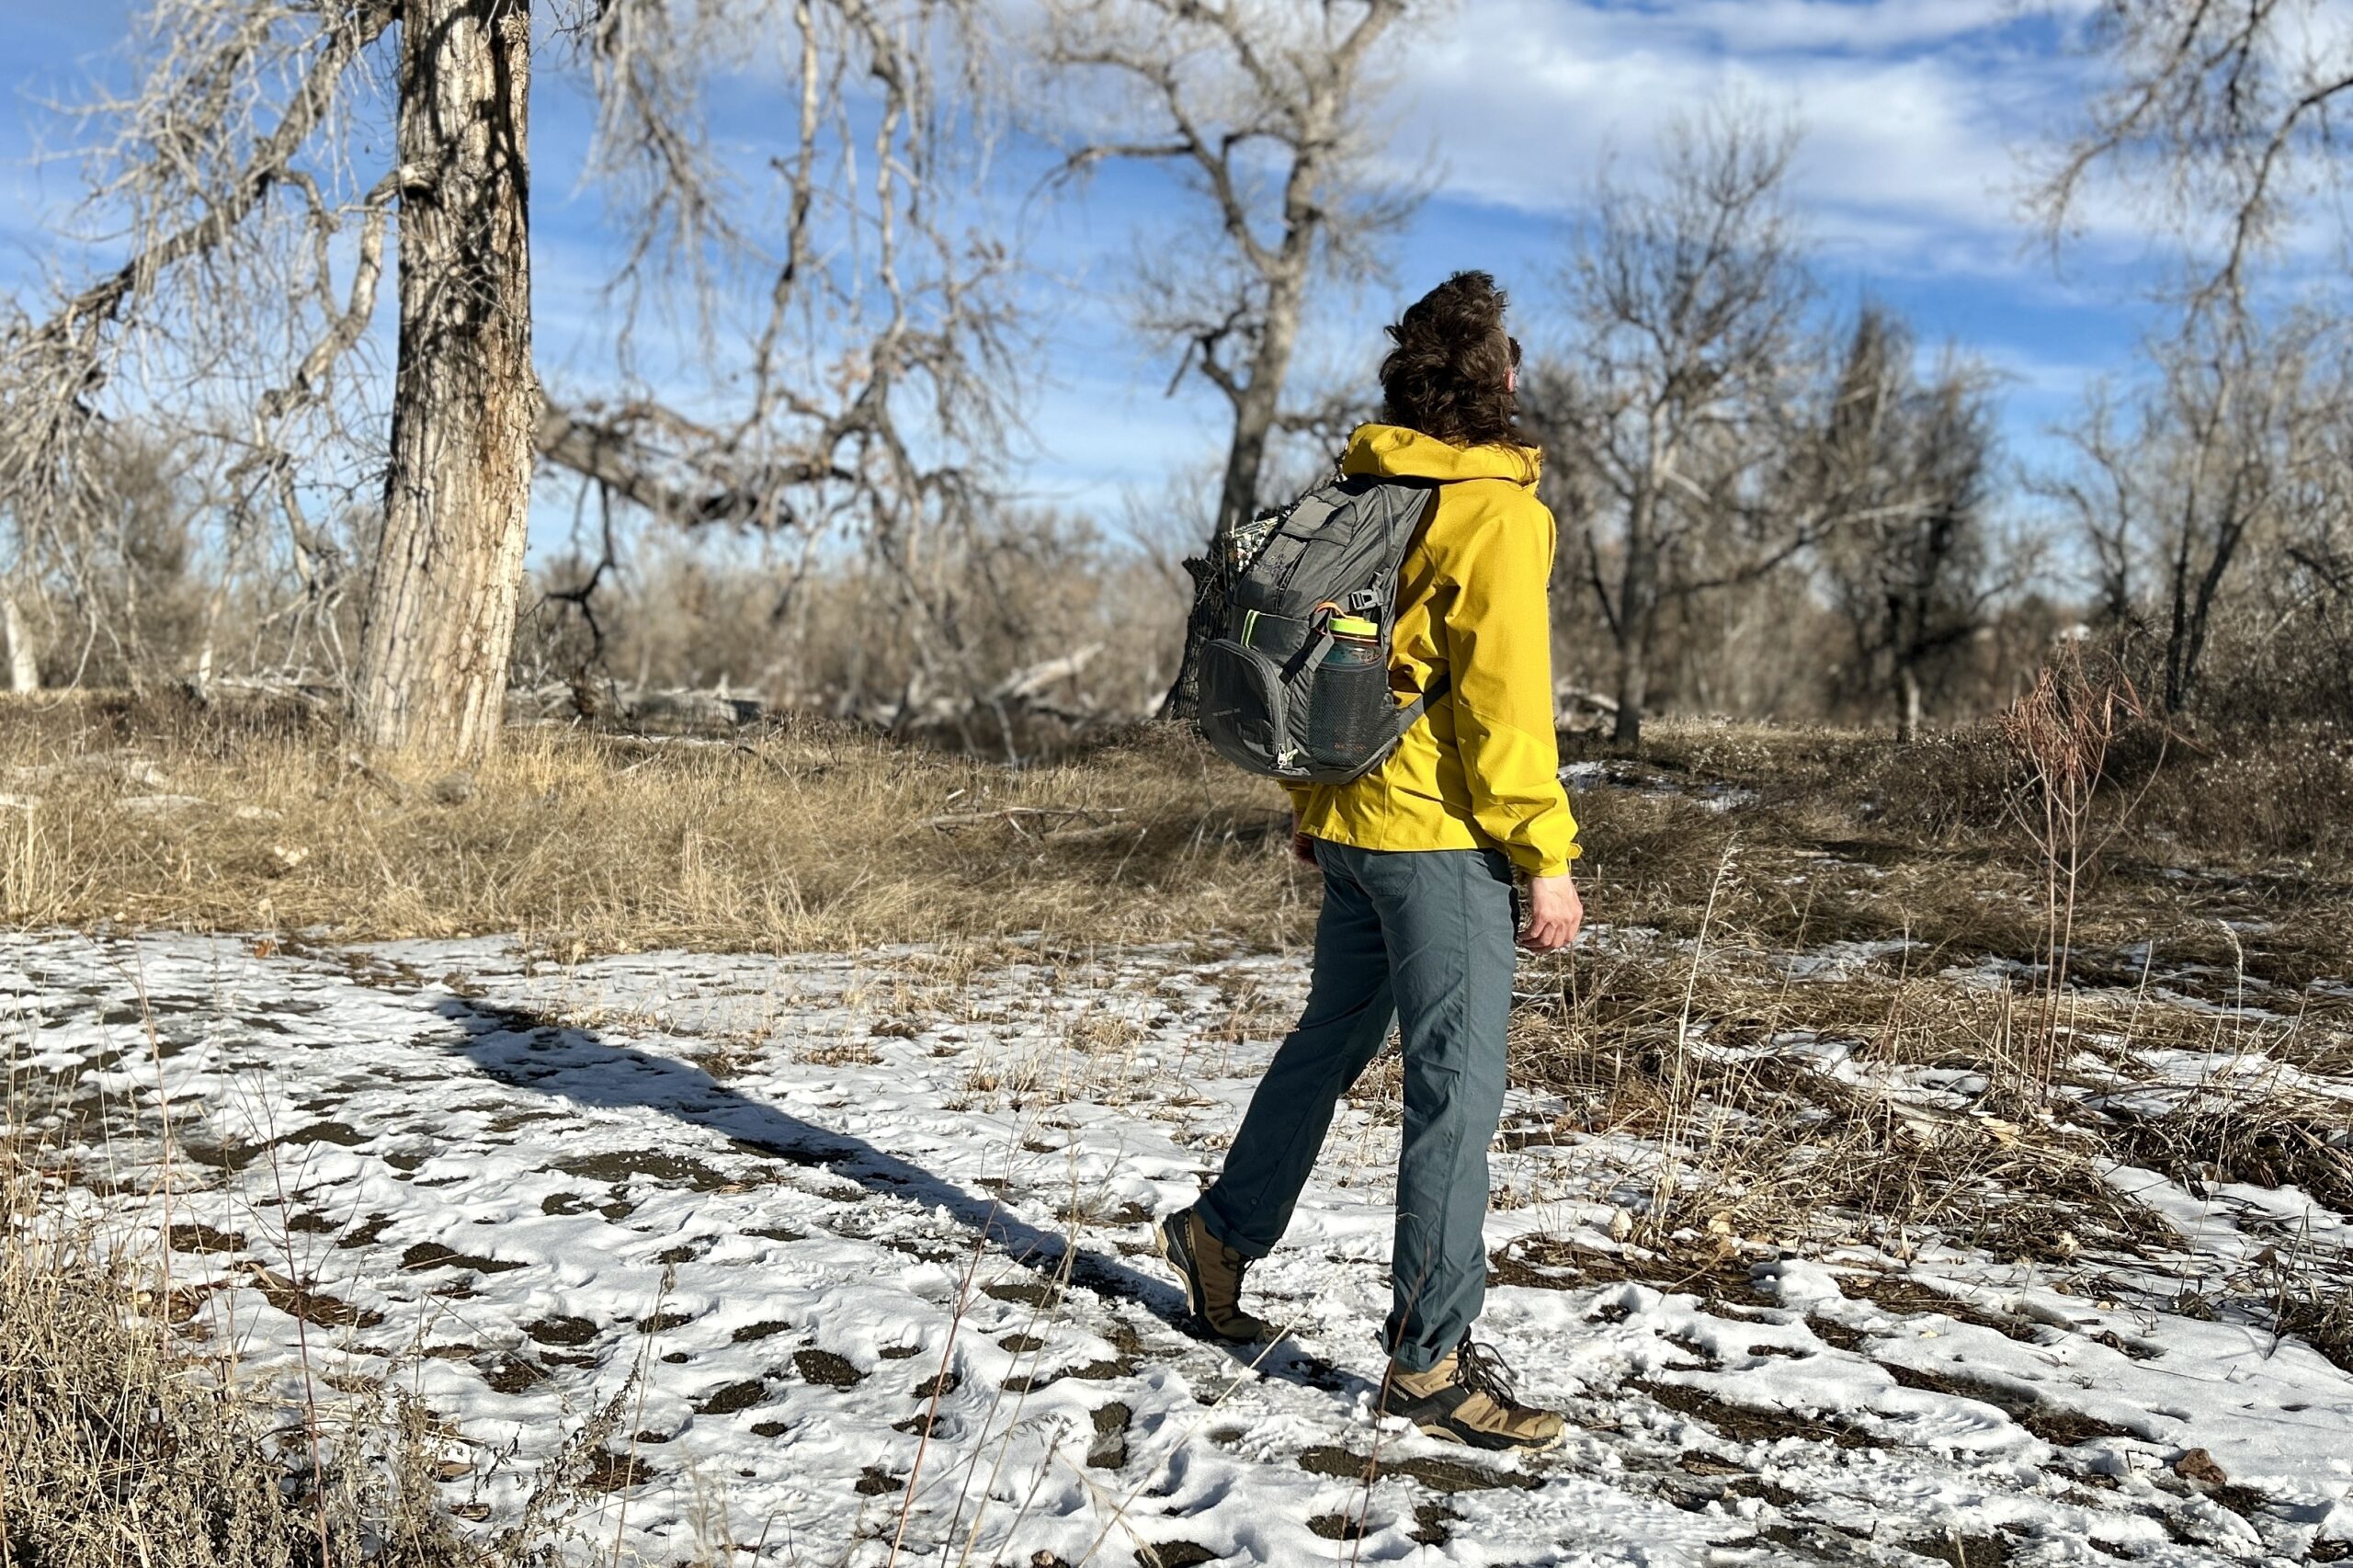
[1157,271,1583,1453]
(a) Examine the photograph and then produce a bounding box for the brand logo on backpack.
[1195,477,1449,785]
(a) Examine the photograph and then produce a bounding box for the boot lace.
[1453,1337,1528,1410]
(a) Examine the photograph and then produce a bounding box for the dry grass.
[0,1137,474,1568]
[10,694,2347,987]
[0,694,1313,952]
[1506,962,2188,1260]
[1492,854,2353,1374]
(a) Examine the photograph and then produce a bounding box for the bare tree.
[2036,0,2353,317]
[1041,0,1422,715]
[0,419,225,692]
[2257,368,2353,722]
[2044,312,2339,711]
[2275,371,2353,604]
[1,0,1010,762]
[0,2,400,700]
[2033,2,2353,721]
[537,0,1021,717]
[1813,308,2010,740]
[2,539,46,694]
[2038,382,2142,631]
[1531,106,1824,748]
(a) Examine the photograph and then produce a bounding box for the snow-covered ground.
[6,929,2353,1567]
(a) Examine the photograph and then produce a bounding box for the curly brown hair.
[1377,271,1524,450]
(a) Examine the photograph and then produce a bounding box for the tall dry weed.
[1997,646,2158,1086]
[0,1182,473,1567]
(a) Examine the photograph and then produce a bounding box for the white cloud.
[1648,0,2092,55]
[1381,0,2154,274]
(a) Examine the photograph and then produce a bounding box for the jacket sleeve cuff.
[1512,840,1580,878]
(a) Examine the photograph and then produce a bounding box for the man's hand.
[1519,873,1583,953]
[1290,819,1317,865]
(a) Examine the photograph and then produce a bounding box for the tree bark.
[2163,516,2195,713]
[193,587,222,697]
[1896,662,1923,743]
[2176,474,2248,715]
[2,585,37,693]
[1609,623,1652,747]
[1215,268,1306,539]
[1212,388,1274,544]
[355,0,537,762]
[1610,485,1661,747]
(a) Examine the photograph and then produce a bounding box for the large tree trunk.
[1159,555,1222,722]
[1610,489,1660,748]
[2177,494,2245,717]
[355,0,537,763]
[191,582,227,698]
[2162,521,2195,714]
[2,585,37,693]
[1214,368,1286,540]
[1609,625,1651,748]
[1895,661,1923,743]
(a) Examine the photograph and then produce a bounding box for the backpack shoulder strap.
[1388,478,1441,555]
[1379,480,1449,740]
[1342,478,1440,614]
[1391,667,1451,733]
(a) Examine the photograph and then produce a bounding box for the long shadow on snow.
[434,995,1365,1399]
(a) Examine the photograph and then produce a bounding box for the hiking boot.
[1154,1208,1271,1343]
[1380,1336,1565,1452]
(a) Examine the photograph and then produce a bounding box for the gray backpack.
[1197,475,1449,784]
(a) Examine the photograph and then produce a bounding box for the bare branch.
[2034,0,2353,317]
[1528,99,1814,744]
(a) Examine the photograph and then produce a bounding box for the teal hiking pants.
[1197,841,1516,1373]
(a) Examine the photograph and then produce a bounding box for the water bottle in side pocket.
[1305,614,1392,770]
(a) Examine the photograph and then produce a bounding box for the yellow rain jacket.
[1285,424,1581,878]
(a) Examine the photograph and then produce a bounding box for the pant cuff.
[1387,1335,1447,1374]
[1192,1187,1271,1260]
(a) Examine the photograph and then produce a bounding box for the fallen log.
[505,683,767,730]
[1553,682,1620,718]
[925,805,1127,836]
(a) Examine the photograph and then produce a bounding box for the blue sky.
[977,0,2167,528]
[0,0,2167,563]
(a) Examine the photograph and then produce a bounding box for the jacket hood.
[1341,424,1542,488]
